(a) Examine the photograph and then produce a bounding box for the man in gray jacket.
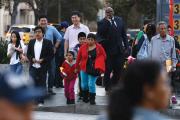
[150,21,177,71]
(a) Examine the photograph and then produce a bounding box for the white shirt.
[108,17,117,27]
[32,39,43,68]
[20,40,27,54]
[7,44,20,65]
[64,23,90,51]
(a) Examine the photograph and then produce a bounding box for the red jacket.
[76,43,106,73]
[61,60,77,81]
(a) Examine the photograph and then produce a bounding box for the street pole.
[156,0,161,23]
[58,0,61,23]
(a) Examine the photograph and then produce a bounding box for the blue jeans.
[10,62,23,74]
[80,71,97,93]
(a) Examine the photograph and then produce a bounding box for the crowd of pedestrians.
[4,6,180,120]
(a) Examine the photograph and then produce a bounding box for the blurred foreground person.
[0,71,45,120]
[108,60,171,120]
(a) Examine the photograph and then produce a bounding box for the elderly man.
[150,21,177,70]
[97,7,129,93]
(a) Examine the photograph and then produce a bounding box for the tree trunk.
[11,1,19,25]
[34,11,39,25]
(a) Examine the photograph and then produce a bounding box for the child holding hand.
[60,51,77,104]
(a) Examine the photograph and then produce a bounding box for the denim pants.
[10,62,23,74]
[64,78,76,100]
[80,71,97,93]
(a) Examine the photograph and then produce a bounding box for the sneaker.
[171,96,178,104]
[38,103,44,107]
[48,89,56,95]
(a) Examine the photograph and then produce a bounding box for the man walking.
[54,21,69,88]
[97,7,129,93]
[64,11,90,55]
[38,15,62,95]
[150,21,177,69]
[27,26,54,105]
[149,21,178,105]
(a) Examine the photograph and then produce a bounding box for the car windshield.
[10,27,31,33]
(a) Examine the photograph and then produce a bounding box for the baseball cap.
[0,71,45,105]
[59,21,69,28]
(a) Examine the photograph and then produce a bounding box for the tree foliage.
[60,0,102,22]
[108,0,156,27]
[3,0,102,25]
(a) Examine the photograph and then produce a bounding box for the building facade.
[0,1,35,38]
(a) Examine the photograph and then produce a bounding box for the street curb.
[35,104,107,115]
[35,105,180,118]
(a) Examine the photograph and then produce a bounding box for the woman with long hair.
[109,60,171,120]
[7,31,24,74]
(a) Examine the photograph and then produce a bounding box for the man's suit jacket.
[27,39,54,70]
[96,16,128,55]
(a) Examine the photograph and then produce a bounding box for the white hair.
[157,21,167,28]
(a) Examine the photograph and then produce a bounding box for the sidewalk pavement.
[35,85,107,115]
[35,84,180,119]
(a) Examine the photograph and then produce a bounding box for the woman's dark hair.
[10,31,21,47]
[34,26,45,34]
[108,60,163,120]
[146,23,156,40]
[87,33,96,40]
[10,31,21,59]
[168,25,172,29]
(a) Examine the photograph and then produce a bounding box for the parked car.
[6,24,36,44]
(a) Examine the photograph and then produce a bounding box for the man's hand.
[74,69,78,73]
[15,47,23,53]
[37,59,44,64]
[54,47,57,54]
[21,54,27,63]
[32,58,36,63]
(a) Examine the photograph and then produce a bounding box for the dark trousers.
[54,55,64,87]
[47,57,55,89]
[78,73,83,97]
[29,66,47,103]
[104,53,125,91]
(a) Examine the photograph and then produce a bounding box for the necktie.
[111,19,117,28]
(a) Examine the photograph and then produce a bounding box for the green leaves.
[0,39,9,64]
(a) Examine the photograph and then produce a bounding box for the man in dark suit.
[27,26,54,106]
[97,7,129,93]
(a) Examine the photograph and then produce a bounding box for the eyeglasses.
[35,30,42,33]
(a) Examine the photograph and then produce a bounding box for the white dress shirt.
[32,39,43,68]
[64,23,90,51]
